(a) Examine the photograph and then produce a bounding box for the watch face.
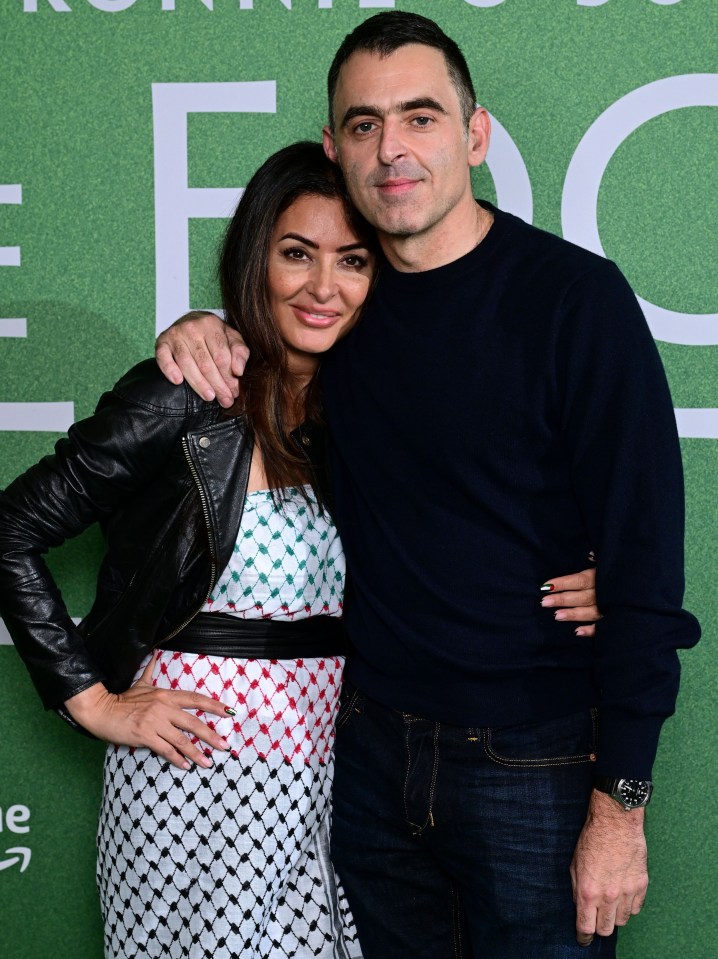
[617,780,651,808]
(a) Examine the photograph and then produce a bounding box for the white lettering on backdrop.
[20,0,686,12]
[562,74,718,347]
[483,115,533,224]
[0,185,22,269]
[0,805,31,874]
[150,79,715,436]
[0,185,26,339]
[0,185,75,431]
[22,0,397,10]
[152,81,276,335]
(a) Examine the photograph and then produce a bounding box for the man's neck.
[378,199,493,273]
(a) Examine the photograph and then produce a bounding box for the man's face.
[323,44,488,242]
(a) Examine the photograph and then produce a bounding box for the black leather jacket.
[0,359,328,711]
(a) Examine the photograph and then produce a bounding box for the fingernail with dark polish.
[224,706,237,716]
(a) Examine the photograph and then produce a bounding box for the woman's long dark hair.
[219,141,374,500]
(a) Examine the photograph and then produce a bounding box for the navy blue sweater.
[322,204,700,780]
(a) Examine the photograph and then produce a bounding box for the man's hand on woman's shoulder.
[155,311,248,408]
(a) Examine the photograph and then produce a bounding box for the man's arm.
[155,315,605,634]
[557,261,699,944]
[559,262,699,777]
[155,311,248,408]
[571,791,648,946]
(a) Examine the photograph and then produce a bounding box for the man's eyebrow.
[278,233,369,253]
[340,97,448,128]
[401,98,448,115]
[341,105,383,127]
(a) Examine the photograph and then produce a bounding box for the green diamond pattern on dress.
[205,486,345,620]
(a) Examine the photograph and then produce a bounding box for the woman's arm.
[0,361,232,766]
[66,662,231,771]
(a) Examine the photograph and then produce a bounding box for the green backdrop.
[1,1,716,956]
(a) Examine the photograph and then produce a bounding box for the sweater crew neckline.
[377,201,511,292]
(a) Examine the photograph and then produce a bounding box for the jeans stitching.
[335,688,360,730]
[403,723,421,832]
[427,722,440,828]
[482,727,596,767]
[403,720,441,835]
[451,880,464,959]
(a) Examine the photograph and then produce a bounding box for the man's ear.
[323,126,339,164]
[467,107,491,169]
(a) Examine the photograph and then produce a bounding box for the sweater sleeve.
[0,360,190,710]
[556,261,700,780]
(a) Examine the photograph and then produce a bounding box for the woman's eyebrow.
[278,234,368,253]
[279,232,318,248]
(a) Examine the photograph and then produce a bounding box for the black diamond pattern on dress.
[97,744,361,958]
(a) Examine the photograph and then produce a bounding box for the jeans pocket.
[335,682,365,730]
[482,708,598,768]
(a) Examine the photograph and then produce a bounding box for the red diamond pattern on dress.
[154,650,343,765]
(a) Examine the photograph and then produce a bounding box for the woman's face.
[267,194,374,378]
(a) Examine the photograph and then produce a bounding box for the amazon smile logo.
[0,847,30,873]
[0,805,31,874]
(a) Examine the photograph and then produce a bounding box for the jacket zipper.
[158,436,218,645]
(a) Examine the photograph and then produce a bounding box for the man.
[156,13,699,958]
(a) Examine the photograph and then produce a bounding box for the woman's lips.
[291,306,341,328]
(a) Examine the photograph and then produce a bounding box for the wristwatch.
[594,777,653,810]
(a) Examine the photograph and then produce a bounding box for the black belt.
[159,612,347,659]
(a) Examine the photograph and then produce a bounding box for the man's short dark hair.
[327,12,477,131]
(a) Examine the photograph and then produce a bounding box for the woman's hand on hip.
[63,657,234,770]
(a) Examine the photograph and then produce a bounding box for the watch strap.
[594,776,653,809]
[594,776,621,794]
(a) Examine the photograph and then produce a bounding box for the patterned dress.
[97,487,362,959]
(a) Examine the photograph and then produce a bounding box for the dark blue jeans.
[331,683,616,959]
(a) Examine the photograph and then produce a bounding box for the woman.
[0,142,374,959]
